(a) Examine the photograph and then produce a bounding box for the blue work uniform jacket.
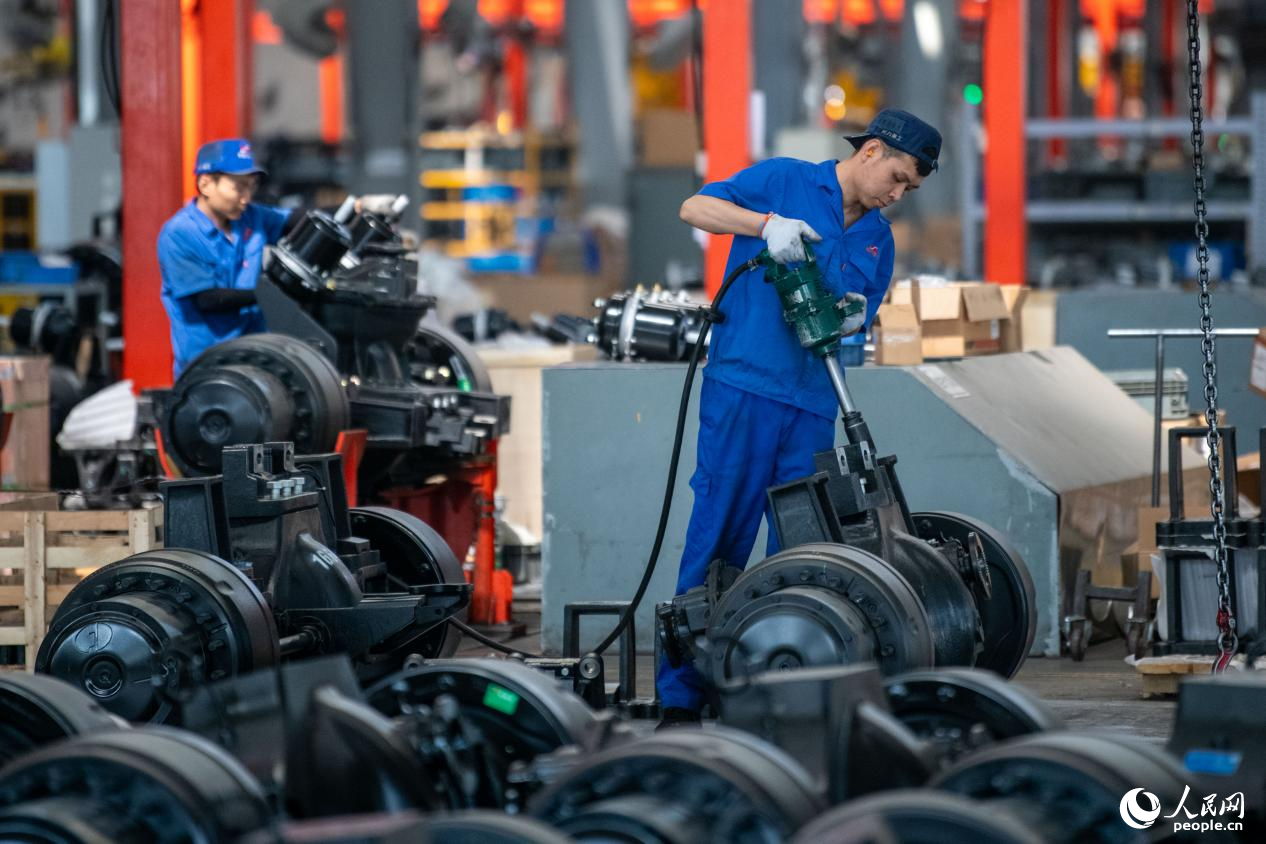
[157,200,291,380]
[698,157,896,420]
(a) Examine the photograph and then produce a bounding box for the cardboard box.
[637,109,699,168]
[872,303,922,365]
[999,285,1027,353]
[1122,506,1170,600]
[1250,329,1266,400]
[909,281,1011,358]
[478,344,599,543]
[0,355,49,491]
[1018,289,1057,350]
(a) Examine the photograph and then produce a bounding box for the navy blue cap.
[194,138,266,176]
[845,109,941,174]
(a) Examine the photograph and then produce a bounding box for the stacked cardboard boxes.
[873,280,1056,365]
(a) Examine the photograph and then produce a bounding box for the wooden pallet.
[1131,653,1252,698]
[0,507,161,668]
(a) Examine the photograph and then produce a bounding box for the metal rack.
[959,107,1266,280]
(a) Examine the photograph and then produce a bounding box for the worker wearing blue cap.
[657,108,942,727]
[157,138,297,380]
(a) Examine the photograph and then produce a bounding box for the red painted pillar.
[199,0,254,140]
[983,0,1027,286]
[469,443,500,625]
[1045,0,1066,164]
[121,0,182,389]
[703,0,751,298]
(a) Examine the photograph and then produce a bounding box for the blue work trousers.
[655,377,836,711]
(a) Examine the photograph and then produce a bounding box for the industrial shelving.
[958,109,1265,281]
[418,128,574,267]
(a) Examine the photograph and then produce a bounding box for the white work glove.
[760,214,821,264]
[838,292,868,337]
[356,194,408,218]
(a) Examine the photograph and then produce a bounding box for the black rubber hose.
[448,256,763,661]
[592,256,762,655]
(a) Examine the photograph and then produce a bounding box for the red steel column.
[983,0,1028,286]
[199,0,254,140]
[121,0,182,389]
[703,0,751,298]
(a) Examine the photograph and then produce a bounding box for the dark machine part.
[248,811,573,844]
[933,733,1228,843]
[0,727,273,844]
[0,674,122,766]
[532,312,596,346]
[1168,671,1266,823]
[341,209,402,268]
[422,810,574,844]
[716,664,937,803]
[365,658,601,808]
[405,321,495,393]
[154,332,350,476]
[1155,426,1264,656]
[9,301,112,391]
[882,668,1061,766]
[36,442,469,723]
[517,654,607,710]
[453,308,522,344]
[561,600,641,708]
[34,547,280,724]
[159,442,470,671]
[348,505,466,657]
[790,790,1046,844]
[46,363,86,490]
[61,394,164,511]
[10,302,79,364]
[910,512,1036,677]
[528,727,826,844]
[184,656,440,819]
[658,418,1037,694]
[591,288,708,361]
[265,209,353,293]
[253,213,509,461]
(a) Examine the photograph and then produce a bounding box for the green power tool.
[757,240,866,418]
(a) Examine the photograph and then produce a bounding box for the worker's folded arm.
[192,287,258,312]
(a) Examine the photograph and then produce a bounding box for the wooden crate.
[0,507,162,668]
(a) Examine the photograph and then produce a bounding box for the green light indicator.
[457,376,472,392]
[963,84,984,106]
[1218,133,1229,152]
[482,683,521,715]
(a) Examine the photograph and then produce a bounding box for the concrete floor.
[457,598,1177,742]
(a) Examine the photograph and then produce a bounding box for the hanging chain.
[1185,0,1237,671]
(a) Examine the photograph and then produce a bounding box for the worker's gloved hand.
[837,292,868,336]
[355,194,404,217]
[760,214,821,264]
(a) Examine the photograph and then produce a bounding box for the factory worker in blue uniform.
[657,109,942,727]
[157,138,295,381]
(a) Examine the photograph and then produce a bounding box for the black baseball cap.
[845,109,941,175]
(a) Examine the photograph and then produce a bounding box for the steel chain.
[1186,0,1237,669]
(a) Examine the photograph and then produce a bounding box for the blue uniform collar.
[818,159,888,234]
[184,198,241,240]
